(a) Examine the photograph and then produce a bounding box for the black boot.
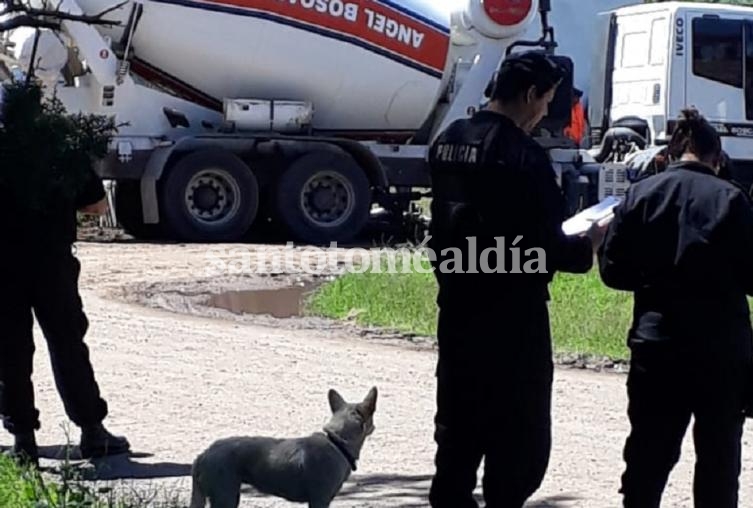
[79,423,130,459]
[5,432,39,468]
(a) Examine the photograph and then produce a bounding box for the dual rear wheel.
[273,151,371,245]
[160,150,258,243]
[116,149,371,244]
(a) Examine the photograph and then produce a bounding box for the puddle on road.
[206,284,320,319]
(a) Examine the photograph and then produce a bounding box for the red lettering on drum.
[198,0,450,74]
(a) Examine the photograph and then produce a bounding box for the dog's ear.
[328,389,347,413]
[360,386,377,415]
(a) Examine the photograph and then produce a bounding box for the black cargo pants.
[620,339,752,508]
[0,246,108,434]
[429,300,554,508]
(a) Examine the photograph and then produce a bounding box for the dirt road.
[2,241,752,507]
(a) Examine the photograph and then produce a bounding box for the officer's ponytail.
[667,108,722,166]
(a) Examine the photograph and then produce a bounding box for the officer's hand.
[585,218,610,252]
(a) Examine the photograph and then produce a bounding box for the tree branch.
[0,14,60,31]
[0,0,126,30]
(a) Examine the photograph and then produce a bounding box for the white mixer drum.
[77,0,455,133]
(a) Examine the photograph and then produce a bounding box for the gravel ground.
[2,239,752,507]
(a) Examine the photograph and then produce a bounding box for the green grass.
[0,452,182,508]
[0,455,51,507]
[548,271,632,360]
[0,453,99,508]
[307,258,636,361]
[308,258,439,337]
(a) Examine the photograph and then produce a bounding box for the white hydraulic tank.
[65,0,538,133]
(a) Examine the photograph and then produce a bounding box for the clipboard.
[562,196,621,236]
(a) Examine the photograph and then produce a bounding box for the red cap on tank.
[483,0,533,26]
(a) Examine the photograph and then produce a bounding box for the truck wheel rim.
[185,169,242,226]
[300,170,355,229]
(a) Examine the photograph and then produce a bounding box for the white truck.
[1,0,650,244]
[589,1,753,194]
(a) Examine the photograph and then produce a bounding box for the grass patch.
[548,272,632,360]
[0,453,104,508]
[307,258,637,360]
[0,453,182,507]
[308,259,439,337]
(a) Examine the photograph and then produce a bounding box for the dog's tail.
[188,462,206,508]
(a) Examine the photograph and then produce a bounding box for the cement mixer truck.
[0,0,637,244]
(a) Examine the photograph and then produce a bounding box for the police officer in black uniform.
[0,127,130,466]
[426,51,605,508]
[598,108,753,507]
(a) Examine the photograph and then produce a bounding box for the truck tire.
[160,149,259,242]
[275,151,371,245]
[114,180,163,240]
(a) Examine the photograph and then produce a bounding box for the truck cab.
[590,1,753,191]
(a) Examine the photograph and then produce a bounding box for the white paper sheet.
[561,196,622,236]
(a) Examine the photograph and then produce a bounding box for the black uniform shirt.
[427,110,593,309]
[599,160,753,346]
[2,165,105,252]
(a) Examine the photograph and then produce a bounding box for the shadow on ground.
[239,474,579,507]
[526,495,582,507]
[5,445,579,506]
[33,445,192,480]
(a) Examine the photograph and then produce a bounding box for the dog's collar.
[323,429,358,472]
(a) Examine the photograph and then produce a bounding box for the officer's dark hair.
[488,51,565,104]
[667,108,722,165]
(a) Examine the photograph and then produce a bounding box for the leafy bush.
[0,80,117,214]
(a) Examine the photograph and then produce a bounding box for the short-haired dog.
[189,387,377,508]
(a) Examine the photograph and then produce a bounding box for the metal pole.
[25,28,41,86]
